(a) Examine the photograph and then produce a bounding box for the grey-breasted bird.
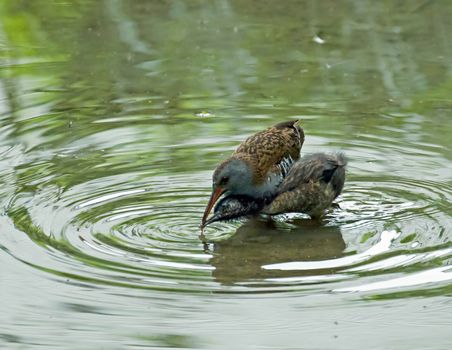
[201,120,304,227]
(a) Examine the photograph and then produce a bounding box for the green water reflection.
[1,1,452,349]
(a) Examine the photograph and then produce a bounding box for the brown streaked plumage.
[201,120,304,226]
[232,120,303,184]
[203,152,346,226]
[262,152,347,218]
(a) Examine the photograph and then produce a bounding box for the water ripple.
[1,111,451,295]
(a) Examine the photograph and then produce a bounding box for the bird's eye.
[219,176,229,185]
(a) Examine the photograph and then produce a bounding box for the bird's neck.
[225,156,281,200]
[246,173,281,200]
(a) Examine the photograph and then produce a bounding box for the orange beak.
[201,186,225,227]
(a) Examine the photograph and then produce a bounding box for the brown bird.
[263,152,346,217]
[203,152,346,226]
[201,120,304,227]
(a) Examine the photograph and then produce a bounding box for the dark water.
[1,1,452,349]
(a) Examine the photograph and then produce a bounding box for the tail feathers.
[328,153,347,198]
[273,119,299,129]
[321,152,347,184]
[334,152,347,168]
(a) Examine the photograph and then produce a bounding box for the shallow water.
[1,1,452,349]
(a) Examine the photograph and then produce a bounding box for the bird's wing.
[262,153,347,216]
[233,120,304,183]
[263,181,330,215]
[277,153,346,194]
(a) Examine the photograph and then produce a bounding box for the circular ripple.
[2,119,452,295]
[4,167,451,294]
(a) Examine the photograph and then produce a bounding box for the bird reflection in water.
[206,218,346,285]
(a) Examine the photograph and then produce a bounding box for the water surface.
[1,1,452,349]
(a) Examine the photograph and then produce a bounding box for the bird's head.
[201,158,253,226]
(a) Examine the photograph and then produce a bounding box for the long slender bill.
[201,187,225,227]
